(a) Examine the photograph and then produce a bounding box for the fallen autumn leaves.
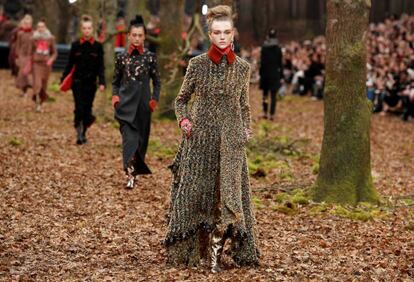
[0,71,413,281]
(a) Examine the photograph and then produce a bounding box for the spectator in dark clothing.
[259,28,283,120]
[306,53,325,100]
[179,34,204,75]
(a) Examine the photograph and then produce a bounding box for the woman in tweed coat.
[15,14,33,97]
[165,5,259,272]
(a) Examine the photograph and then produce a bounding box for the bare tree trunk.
[126,0,150,22]
[313,0,379,205]
[157,0,184,119]
[102,0,117,84]
[97,0,117,120]
[208,0,234,7]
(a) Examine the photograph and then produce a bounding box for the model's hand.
[99,85,105,92]
[149,99,157,112]
[112,95,120,108]
[180,118,192,139]
[46,58,54,67]
[245,128,252,140]
[22,62,31,76]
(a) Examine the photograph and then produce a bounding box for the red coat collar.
[207,44,235,65]
[128,44,144,55]
[20,27,32,33]
[80,36,95,45]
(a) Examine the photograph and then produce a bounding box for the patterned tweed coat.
[165,53,260,266]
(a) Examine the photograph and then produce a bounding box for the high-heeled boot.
[125,165,136,189]
[210,229,225,273]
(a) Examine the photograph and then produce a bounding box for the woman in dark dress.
[112,15,161,189]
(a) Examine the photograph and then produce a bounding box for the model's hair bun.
[128,14,146,33]
[206,5,233,30]
[81,14,92,23]
[130,15,144,26]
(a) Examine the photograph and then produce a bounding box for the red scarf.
[80,36,95,45]
[20,27,32,33]
[207,44,236,65]
[128,44,144,55]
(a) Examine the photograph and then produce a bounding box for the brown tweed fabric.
[165,53,260,267]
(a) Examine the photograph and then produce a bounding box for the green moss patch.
[272,201,298,215]
[9,137,23,147]
[271,188,387,221]
[252,196,265,210]
[148,137,177,160]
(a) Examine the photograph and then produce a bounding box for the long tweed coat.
[15,29,33,90]
[165,53,260,266]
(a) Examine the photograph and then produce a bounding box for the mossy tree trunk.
[157,0,184,119]
[312,0,379,205]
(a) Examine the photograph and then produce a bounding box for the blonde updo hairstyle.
[81,14,93,26]
[21,14,33,26]
[206,5,234,32]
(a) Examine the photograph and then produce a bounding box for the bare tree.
[157,0,184,118]
[313,0,379,205]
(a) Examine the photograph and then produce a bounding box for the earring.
[231,41,234,51]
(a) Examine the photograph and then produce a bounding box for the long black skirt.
[119,116,151,175]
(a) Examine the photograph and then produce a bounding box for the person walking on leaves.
[112,15,161,189]
[29,18,57,112]
[259,28,283,120]
[15,14,33,98]
[61,15,105,145]
[164,5,259,273]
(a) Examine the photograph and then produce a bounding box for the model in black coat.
[61,36,105,144]
[259,29,283,120]
[112,43,161,189]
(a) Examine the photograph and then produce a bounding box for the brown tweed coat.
[165,53,260,267]
[15,29,33,91]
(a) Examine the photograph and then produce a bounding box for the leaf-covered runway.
[1,71,413,281]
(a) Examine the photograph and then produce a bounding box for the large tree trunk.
[126,0,150,23]
[312,0,379,205]
[157,0,184,119]
[208,0,234,7]
[97,0,117,119]
[102,0,117,85]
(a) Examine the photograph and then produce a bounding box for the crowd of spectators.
[243,14,414,121]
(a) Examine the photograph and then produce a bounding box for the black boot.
[81,126,88,144]
[76,124,84,145]
[402,110,409,122]
[262,102,269,119]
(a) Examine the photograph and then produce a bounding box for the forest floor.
[0,70,414,281]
